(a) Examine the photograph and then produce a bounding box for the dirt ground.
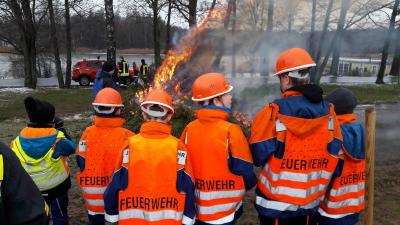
[0,103,399,225]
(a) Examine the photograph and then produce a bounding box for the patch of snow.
[0,87,35,94]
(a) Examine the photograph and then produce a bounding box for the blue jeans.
[49,193,69,225]
[88,214,105,225]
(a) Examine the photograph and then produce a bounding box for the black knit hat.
[24,96,55,125]
[325,88,358,115]
[102,62,114,72]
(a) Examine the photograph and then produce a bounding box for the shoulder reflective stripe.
[177,150,187,165]
[328,116,334,131]
[122,149,129,164]
[329,183,365,197]
[255,196,320,211]
[184,132,188,145]
[323,195,365,209]
[275,119,287,132]
[259,173,327,198]
[81,187,107,195]
[317,208,353,219]
[86,199,105,206]
[79,140,87,152]
[119,209,183,221]
[264,164,333,182]
[36,172,69,190]
[195,189,245,200]
[0,155,3,181]
[196,201,241,215]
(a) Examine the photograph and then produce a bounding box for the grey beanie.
[325,88,358,115]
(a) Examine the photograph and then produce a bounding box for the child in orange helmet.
[250,48,343,225]
[182,73,256,225]
[104,89,196,225]
[76,88,135,225]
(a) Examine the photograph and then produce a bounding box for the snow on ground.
[0,87,35,94]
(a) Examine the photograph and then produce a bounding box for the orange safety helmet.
[140,89,174,117]
[92,88,124,114]
[192,73,233,102]
[274,48,316,77]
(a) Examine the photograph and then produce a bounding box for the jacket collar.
[281,90,303,98]
[139,121,171,138]
[337,114,357,125]
[20,127,57,138]
[94,116,126,127]
[196,108,230,121]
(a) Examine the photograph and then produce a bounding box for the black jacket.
[0,142,49,225]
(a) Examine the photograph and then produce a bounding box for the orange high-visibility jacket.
[76,117,134,215]
[319,114,365,218]
[250,90,343,218]
[181,109,256,223]
[104,121,196,225]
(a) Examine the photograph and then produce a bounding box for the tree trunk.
[315,0,334,64]
[309,0,317,57]
[188,0,197,27]
[19,1,37,89]
[166,0,172,50]
[266,0,274,32]
[212,0,234,69]
[64,0,72,87]
[389,26,400,76]
[231,0,237,78]
[152,0,161,67]
[105,0,116,65]
[48,0,64,88]
[329,0,351,76]
[287,0,294,32]
[376,0,399,84]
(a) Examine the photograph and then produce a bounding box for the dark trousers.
[47,193,69,225]
[88,214,105,225]
[259,215,317,225]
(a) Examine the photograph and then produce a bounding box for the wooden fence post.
[364,107,376,225]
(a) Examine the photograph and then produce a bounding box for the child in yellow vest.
[10,97,75,225]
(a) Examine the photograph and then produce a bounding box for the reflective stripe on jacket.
[319,114,365,219]
[76,117,134,215]
[182,109,255,222]
[11,131,70,191]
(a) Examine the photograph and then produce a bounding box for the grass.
[0,87,93,121]
[321,84,400,104]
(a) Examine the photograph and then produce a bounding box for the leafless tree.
[329,0,351,76]
[266,0,274,32]
[64,0,72,87]
[105,0,116,65]
[0,0,43,88]
[48,0,64,88]
[309,0,317,57]
[377,0,399,84]
[390,26,400,76]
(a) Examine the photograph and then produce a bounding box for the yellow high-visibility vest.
[11,131,70,191]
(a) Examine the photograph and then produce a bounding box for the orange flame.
[137,8,226,101]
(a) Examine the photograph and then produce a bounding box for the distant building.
[325,57,392,76]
